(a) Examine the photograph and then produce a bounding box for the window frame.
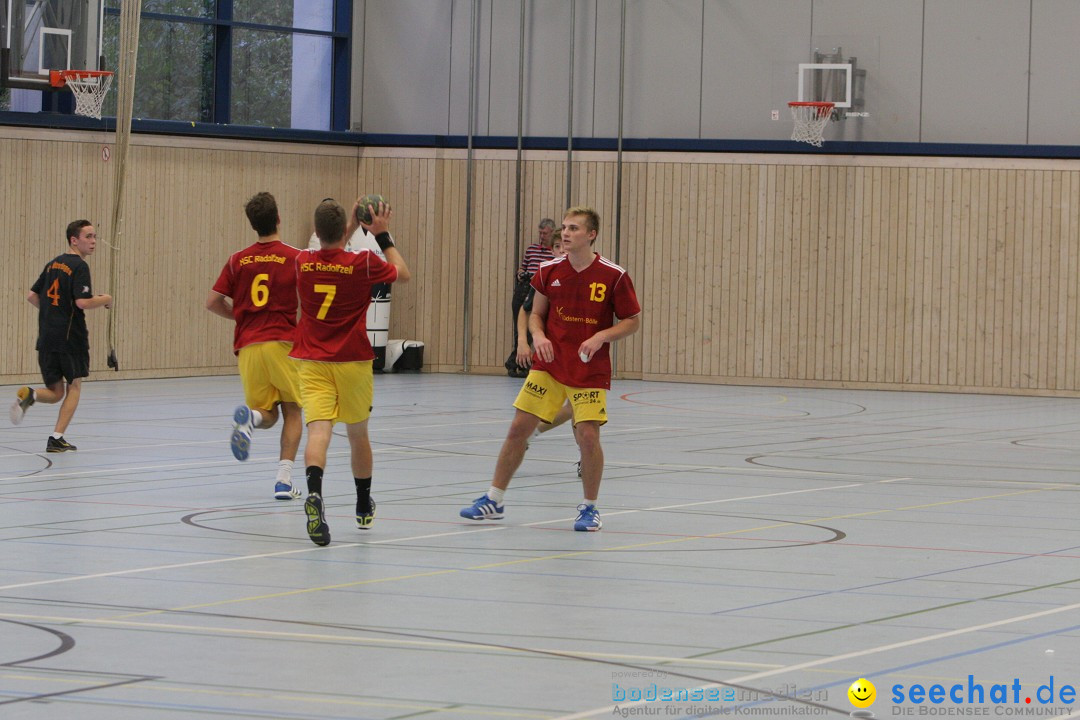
[103,0,350,130]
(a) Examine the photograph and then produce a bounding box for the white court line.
[1,426,862,485]
[551,600,1080,720]
[0,429,677,483]
[371,419,524,431]
[0,458,246,483]
[522,482,868,527]
[366,527,507,544]
[0,443,492,483]
[0,527,507,592]
[0,480,870,590]
[0,439,224,460]
[376,425,676,451]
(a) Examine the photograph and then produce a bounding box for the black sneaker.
[356,498,376,530]
[304,493,331,546]
[10,386,34,425]
[46,436,77,453]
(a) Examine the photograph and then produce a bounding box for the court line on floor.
[0,527,502,592]
[111,483,1055,621]
[0,451,873,487]
[520,482,868,526]
[0,479,870,599]
[550,599,1080,719]
[0,614,784,673]
[1,481,1057,596]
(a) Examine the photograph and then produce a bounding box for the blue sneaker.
[274,481,301,500]
[459,494,504,520]
[574,504,602,532]
[230,405,254,461]
[304,493,331,546]
[356,498,376,530]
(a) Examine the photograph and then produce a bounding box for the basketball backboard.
[1,0,103,89]
[796,47,867,117]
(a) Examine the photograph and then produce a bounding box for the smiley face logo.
[848,678,876,708]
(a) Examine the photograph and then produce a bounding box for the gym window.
[96,0,348,130]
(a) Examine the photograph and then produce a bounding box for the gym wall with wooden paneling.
[3,127,1079,396]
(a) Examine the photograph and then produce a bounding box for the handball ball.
[356,194,389,225]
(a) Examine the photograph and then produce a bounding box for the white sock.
[276,459,294,483]
[583,498,597,508]
[51,432,63,440]
[487,487,505,505]
[250,409,263,428]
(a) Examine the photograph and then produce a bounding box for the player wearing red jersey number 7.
[291,198,411,546]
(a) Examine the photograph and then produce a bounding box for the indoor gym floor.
[1,373,1079,719]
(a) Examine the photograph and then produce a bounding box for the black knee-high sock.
[306,466,324,496]
[355,476,372,511]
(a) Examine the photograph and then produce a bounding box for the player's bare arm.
[515,307,532,368]
[75,294,113,310]
[205,290,233,319]
[528,292,554,363]
[344,197,363,238]
[577,313,640,360]
[360,201,412,283]
[27,291,39,309]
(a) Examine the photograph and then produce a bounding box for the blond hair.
[564,206,600,244]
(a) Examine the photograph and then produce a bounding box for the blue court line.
[711,542,1080,615]
[710,620,1080,720]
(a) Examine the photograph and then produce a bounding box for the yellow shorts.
[295,359,373,425]
[237,341,300,410]
[513,370,607,426]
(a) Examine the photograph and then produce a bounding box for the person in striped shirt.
[506,218,556,377]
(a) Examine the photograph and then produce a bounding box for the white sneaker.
[10,386,33,425]
[230,405,254,461]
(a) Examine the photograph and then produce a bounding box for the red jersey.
[290,247,398,362]
[212,240,301,353]
[530,253,641,389]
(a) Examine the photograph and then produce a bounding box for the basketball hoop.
[49,70,114,119]
[788,101,834,147]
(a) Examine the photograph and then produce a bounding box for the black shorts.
[39,349,90,386]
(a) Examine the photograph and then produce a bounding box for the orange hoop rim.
[789,101,835,121]
[49,69,114,88]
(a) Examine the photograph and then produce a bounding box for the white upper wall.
[351,0,1076,145]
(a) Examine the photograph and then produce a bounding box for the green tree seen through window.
[102,0,309,126]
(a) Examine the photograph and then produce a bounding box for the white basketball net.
[789,102,834,147]
[66,74,113,119]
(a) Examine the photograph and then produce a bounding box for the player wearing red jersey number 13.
[290,198,411,546]
[459,206,641,532]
